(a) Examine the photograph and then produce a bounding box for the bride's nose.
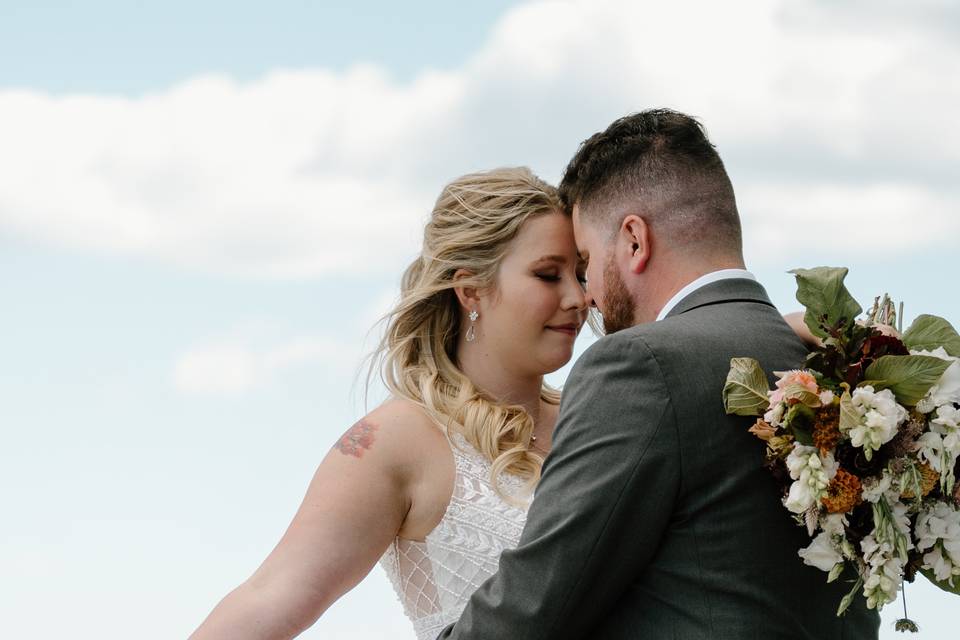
[562,281,588,312]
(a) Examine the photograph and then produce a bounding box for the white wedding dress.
[378,431,532,639]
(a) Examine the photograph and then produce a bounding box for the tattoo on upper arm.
[334,419,378,458]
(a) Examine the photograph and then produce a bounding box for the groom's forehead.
[571,203,586,233]
[570,207,595,261]
[571,204,599,244]
[570,205,586,243]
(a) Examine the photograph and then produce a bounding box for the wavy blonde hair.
[371,167,564,499]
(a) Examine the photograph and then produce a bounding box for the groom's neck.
[636,254,746,324]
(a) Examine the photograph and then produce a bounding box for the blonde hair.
[371,167,563,499]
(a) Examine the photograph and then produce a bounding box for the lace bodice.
[378,432,532,639]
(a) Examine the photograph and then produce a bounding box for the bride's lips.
[546,323,580,337]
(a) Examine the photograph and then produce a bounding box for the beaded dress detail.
[378,432,532,639]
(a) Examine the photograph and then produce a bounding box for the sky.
[1,1,958,638]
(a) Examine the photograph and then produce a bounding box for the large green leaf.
[902,314,960,357]
[861,355,951,406]
[790,267,863,339]
[723,358,770,416]
[920,567,960,596]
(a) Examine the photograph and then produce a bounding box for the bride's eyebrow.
[531,254,568,265]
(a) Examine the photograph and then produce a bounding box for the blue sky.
[2,1,958,638]
[1,0,518,92]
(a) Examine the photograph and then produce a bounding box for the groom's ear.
[452,269,482,310]
[621,215,651,274]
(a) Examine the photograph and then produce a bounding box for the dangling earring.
[466,309,479,342]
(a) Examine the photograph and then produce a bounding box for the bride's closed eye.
[535,270,584,284]
[534,270,562,282]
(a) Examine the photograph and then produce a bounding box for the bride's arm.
[783,311,819,347]
[189,403,423,640]
[783,311,900,348]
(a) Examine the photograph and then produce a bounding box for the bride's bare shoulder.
[366,397,445,436]
[355,397,450,469]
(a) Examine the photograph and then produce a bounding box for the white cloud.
[173,335,356,394]
[1,0,957,276]
[741,182,959,264]
[173,344,258,394]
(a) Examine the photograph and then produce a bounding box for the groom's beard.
[600,256,636,334]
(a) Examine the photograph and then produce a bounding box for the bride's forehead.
[510,214,575,249]
[501,238,576,269]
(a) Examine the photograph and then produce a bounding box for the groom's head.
[559,108,744,332]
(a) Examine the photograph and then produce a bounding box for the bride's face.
[477,212,587,376]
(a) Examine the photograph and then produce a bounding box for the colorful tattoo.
[334,419,378,458]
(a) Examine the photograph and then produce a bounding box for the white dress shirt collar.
[655,268,757,322]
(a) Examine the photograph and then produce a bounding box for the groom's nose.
[583,287,597,309]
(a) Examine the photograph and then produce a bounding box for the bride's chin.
[538,349,574,374]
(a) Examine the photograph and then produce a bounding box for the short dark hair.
[558,108,742,255]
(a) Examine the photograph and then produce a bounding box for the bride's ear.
[452,269,481,311]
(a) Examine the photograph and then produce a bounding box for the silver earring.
[466,310,479,342]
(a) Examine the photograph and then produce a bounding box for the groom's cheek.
[588,272,602,307]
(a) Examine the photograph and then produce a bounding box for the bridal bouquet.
[723,267,960,628]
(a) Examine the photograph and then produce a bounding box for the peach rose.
[769,370,820,407]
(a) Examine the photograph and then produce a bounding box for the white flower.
[799,531,843,572]
[924,546,958,583]
[784,445,838,514]
[818,389,836,406]
[859,533,904,609]
[890,500,915,557]
[932,404,960,455]
[785,478,815,514]
[917,431,946,472]
[818,513,858,560]
[860,502,913,611]
[844,386,908,459]
[915,502,960,583]
[924,405,960,492]
[821,513,848,537]
[911,347,960,412]
[860,533,886,561]
[764,402,785,427]
[861,468,899,504]
[935,404,960,428]
[862,555,904,609]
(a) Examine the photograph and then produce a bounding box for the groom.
[438,110,880,638]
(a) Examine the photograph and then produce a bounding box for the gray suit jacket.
[437,278,879,639]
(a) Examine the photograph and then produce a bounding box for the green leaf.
[920,567,960,596]
[793,427,814,446]
[781,382,821,407]
[861,355,951,406]
[839,390,859,434]
[837,574,864,617]
[902,314,960,357]
[790,267,863,339]
[785,403,815,445]
[827,562,845,583]
[723,358,770,416]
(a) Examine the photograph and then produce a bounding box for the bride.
[190,167,590,639]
